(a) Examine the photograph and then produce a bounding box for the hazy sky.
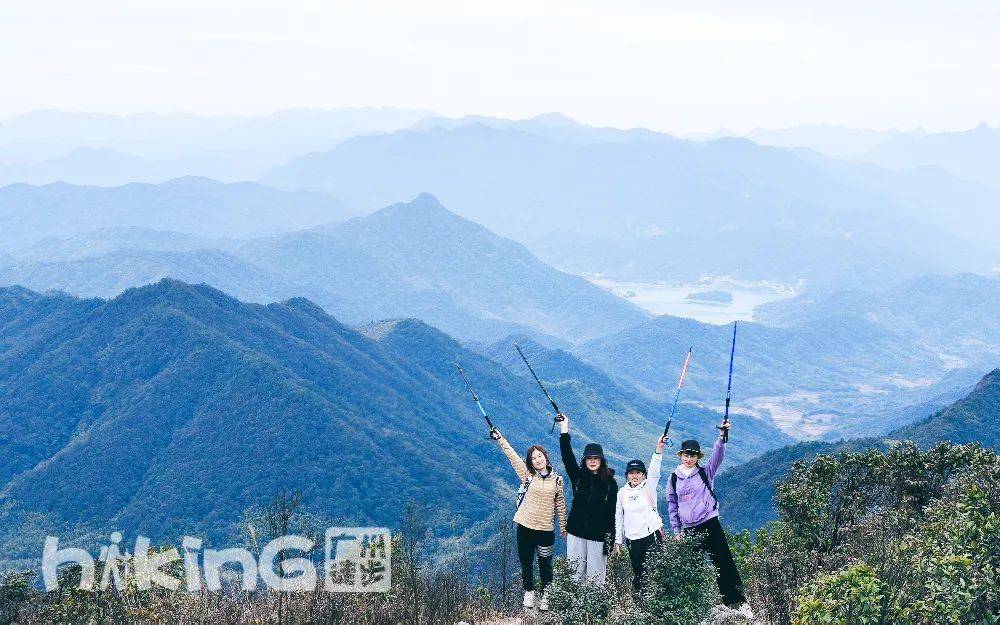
[3,0,998,133]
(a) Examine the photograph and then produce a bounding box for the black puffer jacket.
[559,433,619,542]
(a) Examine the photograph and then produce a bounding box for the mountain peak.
[279,296,328,318]
[366,193,455,223]
[411,191,444,207]
[530,112,581,127]
[361,317,453,344]
[0,284,43,305]
[971,368,1000,394]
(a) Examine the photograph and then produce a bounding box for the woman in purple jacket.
[666,423,748,611]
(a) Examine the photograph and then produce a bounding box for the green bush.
[632,537,720,625]
[793,563,886,625]
[746,442,1000,625]
[544,558,613,624]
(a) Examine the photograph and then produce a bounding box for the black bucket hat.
[678,440,704,458]
[625,459,647,475]
[582,442,605,460]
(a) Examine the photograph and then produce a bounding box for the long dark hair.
[524,444,552,475]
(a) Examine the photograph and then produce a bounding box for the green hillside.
[716,368,1000,530]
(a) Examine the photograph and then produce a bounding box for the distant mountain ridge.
[0,107,433,182]
[0,177,353,248]
[0,193,649,345]
[235,193,649,343]
[261,122,1000,288]
[0,148,165,187]
[574,311,965,440]
[685,125,915,159]
[754,273,1000,369]
[859,122,1000,188]
[411,113,675,145]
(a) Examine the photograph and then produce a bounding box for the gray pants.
[566,533,606,584]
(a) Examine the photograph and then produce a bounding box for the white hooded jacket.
[614,450,664,543]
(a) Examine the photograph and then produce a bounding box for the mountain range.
[0,280,787,569]
[0,192,648,344]
[754,273,1000,368]
[573,311,980,440]
[3,181,993,437]
[234,193,648,343]
[261,122,1000,288]
[685,125,916,159]
[689,123,1000,191]
[858,122,1000,189]
[2,279,987,568]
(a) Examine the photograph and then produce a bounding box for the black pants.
[626,531,662,593]
[516,523,555,591]
[685,516,746,607]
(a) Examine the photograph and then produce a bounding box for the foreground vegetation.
[1,442,997,624]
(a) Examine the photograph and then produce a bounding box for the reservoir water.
[587,276,797,324]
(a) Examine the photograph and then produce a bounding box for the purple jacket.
[666,438,725,534]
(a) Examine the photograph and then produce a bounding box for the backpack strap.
[516,474,535,511]
[698,467,719,511]
[671,469,719,511]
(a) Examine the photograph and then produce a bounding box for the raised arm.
[705,436,726,481]
[647,436,666,486]
[497,434,529,482]
[559,431,582,484]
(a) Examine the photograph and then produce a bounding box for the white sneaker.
[539,591,549,611]
[523,590,535,608]
[738,603,755,621]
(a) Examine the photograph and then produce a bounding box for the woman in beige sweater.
[491,427,567,611]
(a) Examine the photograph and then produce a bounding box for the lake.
[587,276,798,324]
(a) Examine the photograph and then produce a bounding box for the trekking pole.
[455,363,498,438]
[717,322,737,443]
[514,344,563,433]
[663,346,693,448]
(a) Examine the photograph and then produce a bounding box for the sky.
[3,0,999,133]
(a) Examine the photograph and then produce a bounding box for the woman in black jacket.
[559,412,618,583]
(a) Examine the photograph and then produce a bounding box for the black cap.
[679,440,704,458]
[625,459,647,475]
[582,442,605,460]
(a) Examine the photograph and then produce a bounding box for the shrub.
[544,558,613,624]
[631,537,719,625]
[747,442,1000,625]
[793,563,886,625]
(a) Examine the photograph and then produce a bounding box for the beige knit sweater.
[498,436,567,532]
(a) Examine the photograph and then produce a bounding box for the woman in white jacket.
[614,435,667,593]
